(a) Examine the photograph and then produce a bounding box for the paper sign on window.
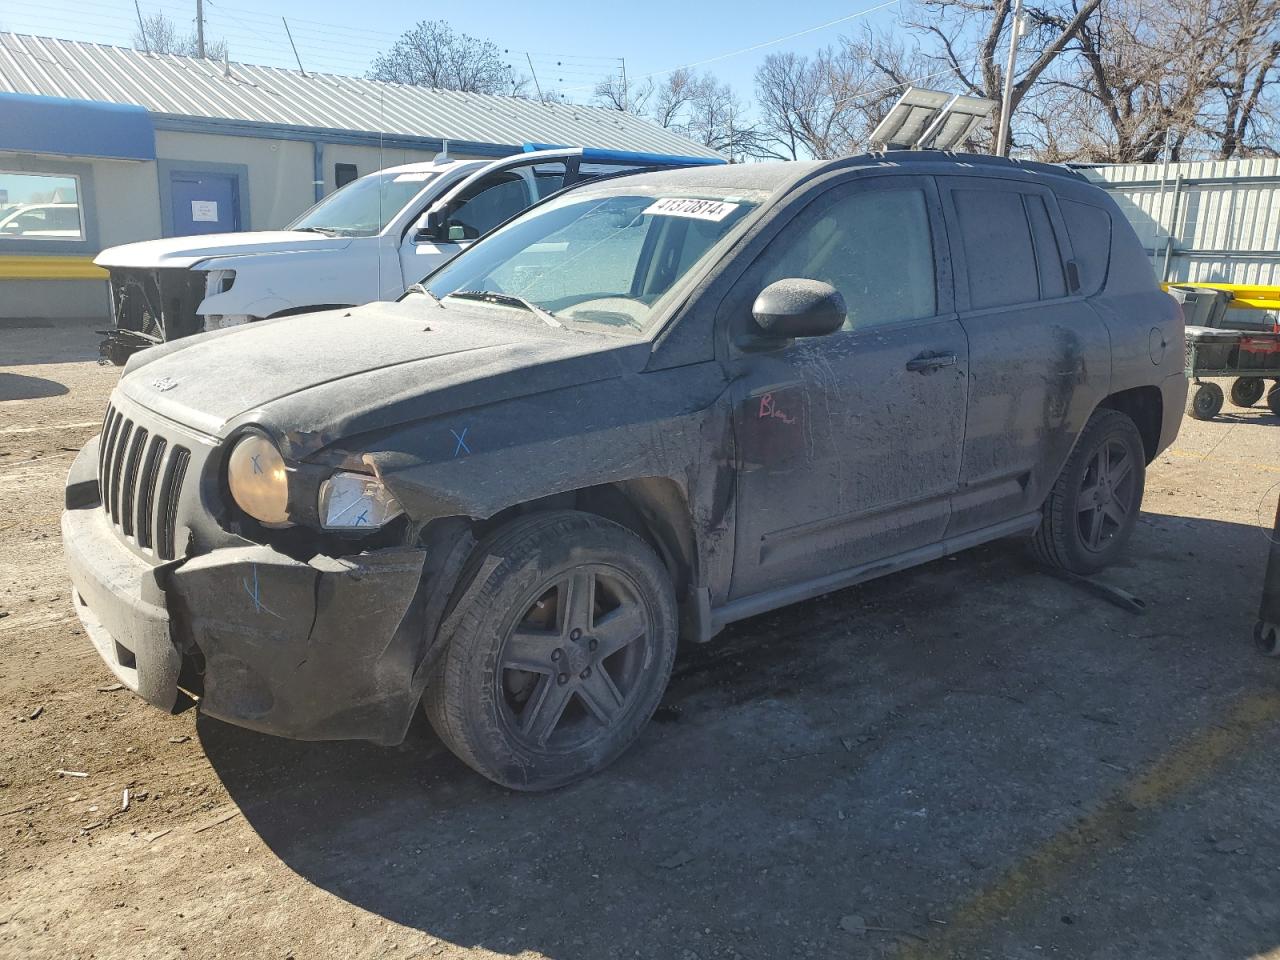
[642,197,740,222]
[191,200,219,222]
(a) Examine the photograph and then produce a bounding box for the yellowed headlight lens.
[227,434,290,524]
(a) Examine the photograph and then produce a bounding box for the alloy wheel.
[496,566,652,751]
[1076,438,1138,552]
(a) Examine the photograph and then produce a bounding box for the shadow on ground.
[1199,408,1280,425]
[199,512,1280,960]
[0,372,70,401]
[0,319,105,366]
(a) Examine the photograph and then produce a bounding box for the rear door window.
[1059,199,1112,295]
[951,188,1039,309]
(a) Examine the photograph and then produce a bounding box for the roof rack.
[864,149,1089,182]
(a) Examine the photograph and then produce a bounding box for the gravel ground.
[1,322,1278,960]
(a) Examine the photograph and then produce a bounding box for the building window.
[0,172,85,242]
[335,163,358,189]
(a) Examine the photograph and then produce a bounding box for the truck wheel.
[424,510,678,791]
[1268,384,1280,417]
[1033,408,1146,575]
[1230,377,1265,407]
[1186,382,1224,420]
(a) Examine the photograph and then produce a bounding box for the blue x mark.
[250,453,262,475]
[451,427,471,457]
[354,509,369,526]
[241,563,283,619]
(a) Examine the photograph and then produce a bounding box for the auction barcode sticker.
[643,198,741,222]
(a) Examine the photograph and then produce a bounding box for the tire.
[1032,408,1146,575]
[1230,377,1265,408]
[1268,384,1280,417]
[1186,382,1224,420]
[424,510,678,791]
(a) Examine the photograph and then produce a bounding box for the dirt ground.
[2,321,1279,960]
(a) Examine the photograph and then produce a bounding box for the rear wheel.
[1230,377,1265,408]
[1033,408,1146,575]
[1187,382,1224,420]
[1267,384,1280,417]
[425,510,678,791]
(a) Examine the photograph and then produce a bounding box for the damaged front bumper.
[62,440,429,745]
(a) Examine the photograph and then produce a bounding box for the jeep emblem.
[152,376,179,392]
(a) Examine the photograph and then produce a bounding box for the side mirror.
[415,209,443,241]
[751,279,846,340]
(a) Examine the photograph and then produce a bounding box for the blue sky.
[3,0,906,112]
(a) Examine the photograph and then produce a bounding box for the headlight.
[319,471,404,531]
[227,434,291,525]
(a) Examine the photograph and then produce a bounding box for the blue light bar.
[522,142,726,166]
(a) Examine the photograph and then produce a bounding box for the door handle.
[905,353,958,373]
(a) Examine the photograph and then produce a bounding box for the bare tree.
[369,20,517,95]
[592,67,755,159]
[593,72,654,115]
[1025,0,1279,162]
[907,0,1103,152]
[132,11,226,60]
[650,68,702,129]
[1201,0,1280,157]
[680,74,755,158]
[753,31,929,159]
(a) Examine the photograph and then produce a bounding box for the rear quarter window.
[1059,199,1112,295]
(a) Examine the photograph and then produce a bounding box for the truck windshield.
[288,170,438,237]
[423,188,764,335]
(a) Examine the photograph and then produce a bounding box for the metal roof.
[0,32,722,159]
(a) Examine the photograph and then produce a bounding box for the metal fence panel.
[1081,158,1280,286]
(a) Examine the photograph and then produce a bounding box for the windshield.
[288,170,439,237]
[423,187,764,335]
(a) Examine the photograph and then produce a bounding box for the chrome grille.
[98,402,190,561]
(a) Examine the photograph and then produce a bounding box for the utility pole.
[195,0,206,58]
[621,58,628,111]
[995,0,1025,157]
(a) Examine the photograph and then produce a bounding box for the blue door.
[170,172,239,236]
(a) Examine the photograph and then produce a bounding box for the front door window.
[447,174,532,240]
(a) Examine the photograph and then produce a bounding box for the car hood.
[118,299,649,443]
[94,231,353,269]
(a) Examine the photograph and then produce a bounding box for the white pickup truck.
[96,145,722,362]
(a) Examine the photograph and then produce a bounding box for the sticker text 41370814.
[642,198,741,222]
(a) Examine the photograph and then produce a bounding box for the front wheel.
[1267,384,1280,417]
[1032,409,1146,575]
[425,511,678,791]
